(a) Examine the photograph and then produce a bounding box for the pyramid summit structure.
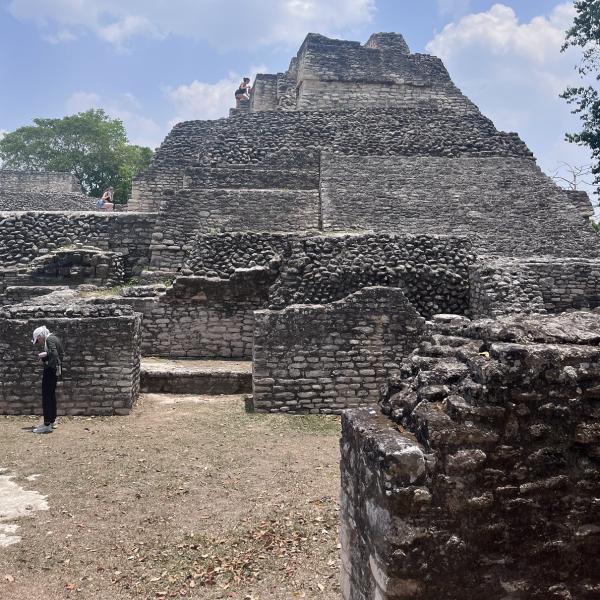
[131,32,596,274]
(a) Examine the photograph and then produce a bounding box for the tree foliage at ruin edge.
[0,109,153,202]
[561,0,600,195]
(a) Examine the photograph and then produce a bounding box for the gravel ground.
[0,394,342,600]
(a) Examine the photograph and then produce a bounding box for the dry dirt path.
[0,394,342,599]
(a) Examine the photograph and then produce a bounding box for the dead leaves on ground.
[110,504,339,597]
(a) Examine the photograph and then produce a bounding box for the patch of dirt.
[0,394,342,599]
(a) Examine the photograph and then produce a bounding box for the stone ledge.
[140,358,252,395]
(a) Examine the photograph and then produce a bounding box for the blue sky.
[0,1,595,198]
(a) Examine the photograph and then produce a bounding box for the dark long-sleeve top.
[43,334,64,371]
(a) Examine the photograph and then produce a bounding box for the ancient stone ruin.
[1,32,600,598]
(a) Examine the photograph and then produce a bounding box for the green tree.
[0,109,153,203]
[561,0,600,194]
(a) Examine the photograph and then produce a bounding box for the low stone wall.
[0,300,142,416]
[341,311,600,599]
[469,259,546,317]
[0,211,157,276]
[470,257,600,318]
[251,287,426,414]
[115,270,274,359]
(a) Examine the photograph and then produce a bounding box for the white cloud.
[8,0,375,48]
[66,91,164,149]
[166,65,267,126]
[427,3,597,202]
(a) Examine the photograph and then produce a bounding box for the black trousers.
[42,368,57,425]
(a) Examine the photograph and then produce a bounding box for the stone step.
[140,358,252,395]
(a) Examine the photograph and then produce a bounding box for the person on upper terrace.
[234,77,252,107]
[97,186,115,211]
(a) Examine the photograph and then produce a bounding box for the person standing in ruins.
[235,77,252,107]
[31,326,64,434]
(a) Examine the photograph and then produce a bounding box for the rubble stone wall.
[252,287,426,413]
[266,233,475,318]
[341,312,600,599]
[0,303,141,416]
[0,212,157,276]
[321,154,598,257]
[26,247,125,287]
[183,232,475,318]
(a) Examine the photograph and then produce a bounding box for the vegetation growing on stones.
[0,109,153,203]
[561,0,600,194]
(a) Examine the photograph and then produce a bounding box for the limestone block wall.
[183,152,319,189]
[116,271,273,358]
[320,154,599,257]
[295,33,448,87]
[341,311,600,599]
[252,287,426,414]
[0,212,157,276]
[296,80,477,112]
[0,171,84,193]
[250,74,279,111]
[0,302,142,416]
[470,257,600,318]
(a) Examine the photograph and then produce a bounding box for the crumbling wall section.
[341,311,600,599]
[115,270,274,358]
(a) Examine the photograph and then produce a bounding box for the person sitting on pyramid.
[235,77,252,107]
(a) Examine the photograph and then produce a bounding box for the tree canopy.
[0,109,153,202]
[561,0,600,194]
